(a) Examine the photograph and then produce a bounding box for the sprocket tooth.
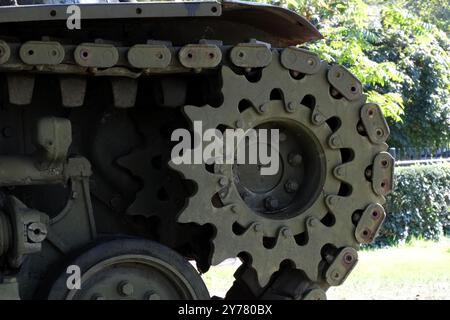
[183,104,225,130]
[126,196,155,217]
[210,240,234,265]
[177,207,198,224]
[211,221,261,266]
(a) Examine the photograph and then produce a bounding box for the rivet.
[259,105,267,113]
[287,102,296,112]
[330,136,339,147]
[327,195,337,206]
[281,227,292,238]
[307,217,318,228]
[145,292,161,300]
[343,252,355,264]
[335,167,344,177]
[235,120,243,128]
[219,177,227,187]
[313,113,323,123]
[253,223,262,233]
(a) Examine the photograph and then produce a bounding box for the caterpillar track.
[0,0,393,300]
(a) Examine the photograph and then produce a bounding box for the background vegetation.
[262,0,450,150]
[373,163,450,247]
[257,0,450,246]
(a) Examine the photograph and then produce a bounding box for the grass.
[201,237,450,300]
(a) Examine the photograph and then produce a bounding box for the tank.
[0,0,394,300]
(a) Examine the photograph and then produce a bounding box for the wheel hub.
[233,121,325,219]
[47,239,209,300]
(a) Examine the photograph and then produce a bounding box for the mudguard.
[0,0,322,46]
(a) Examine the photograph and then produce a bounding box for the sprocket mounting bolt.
[264,197,279,210]
[284,180,299,193]
[118,281,134,297]
[288,153,302,167]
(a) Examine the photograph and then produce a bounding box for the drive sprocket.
[170,50,391,292]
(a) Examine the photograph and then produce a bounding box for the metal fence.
[390,146,450,167]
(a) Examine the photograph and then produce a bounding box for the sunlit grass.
[202,237,450,300]
[328,237,450,300]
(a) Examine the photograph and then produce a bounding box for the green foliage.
[262,0,450,148]
[376,5,450,150]
[401,0,450,33]
[372,163,450,247]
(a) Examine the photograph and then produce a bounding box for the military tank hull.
[0,0,393,300]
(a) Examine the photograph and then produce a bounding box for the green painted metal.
[0,0,392,300]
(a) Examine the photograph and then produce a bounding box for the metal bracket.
[280,46,321,74]
[59,76,87,108]
[372,152,395,196]
[6,74,35,105]
[360,103,390,144]
[327,64,363,101]
[178,44,222,70]
[74,43,119,68]
[128,44,172,69]
[230,41,272,68]
[19,41,65,66]
[355,203,386,244]
[111,78,138,108]
[33,117,72,170]
[325,247,358,286]
[6,196,49,268]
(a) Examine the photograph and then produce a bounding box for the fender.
[0,0,322,47]
[222,1,322,46]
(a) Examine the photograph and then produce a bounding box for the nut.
[118,281,134,297]
[288,153,302,167]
